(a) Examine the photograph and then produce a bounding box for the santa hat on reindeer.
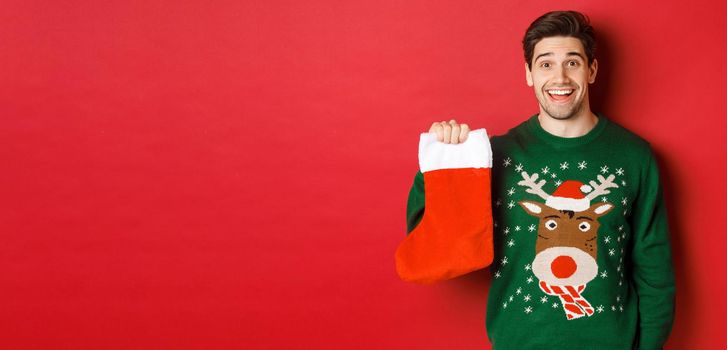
[545,180,593,212]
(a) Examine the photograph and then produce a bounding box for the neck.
[538,107,598,138]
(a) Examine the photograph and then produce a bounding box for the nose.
[551,255,577,278]
[552,65,570,84]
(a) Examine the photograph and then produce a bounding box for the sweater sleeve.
[405,170,425,235]
[630,148,676,350]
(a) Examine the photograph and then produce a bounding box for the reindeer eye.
[545,219,557,230]
[579,222,591,232]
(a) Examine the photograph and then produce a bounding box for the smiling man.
[405,11,676,350]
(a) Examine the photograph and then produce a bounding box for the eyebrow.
[576,216,594,221]
[544,215,560,219]
[534,52,586,62]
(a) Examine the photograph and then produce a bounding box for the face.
[525,36,598,120]
[519,200,613,286]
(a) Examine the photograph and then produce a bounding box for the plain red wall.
[2,0,726,349]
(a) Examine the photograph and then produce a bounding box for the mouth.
[546,88,575,103]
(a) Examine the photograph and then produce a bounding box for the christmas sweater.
[405,114,676,350]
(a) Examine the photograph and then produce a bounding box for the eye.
[568,60,578,67]
[578,221,591,232]
[545,219,557,230]
[541,62,550,68]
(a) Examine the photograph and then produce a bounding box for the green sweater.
[406,114,675,350]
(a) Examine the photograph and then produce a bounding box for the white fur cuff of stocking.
[418,128,493,173]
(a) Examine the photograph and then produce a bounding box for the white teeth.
[548,89,573,95]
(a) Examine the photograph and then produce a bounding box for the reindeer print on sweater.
[517,171,616,320]
[492,158,635,321]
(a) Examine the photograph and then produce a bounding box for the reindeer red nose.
[551,255,577,278]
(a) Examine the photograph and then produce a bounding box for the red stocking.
[396,129,494,284]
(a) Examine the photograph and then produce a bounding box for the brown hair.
[523,11,596,70]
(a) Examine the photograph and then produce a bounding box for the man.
[405,11,676,349]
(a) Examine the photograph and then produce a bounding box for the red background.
[2,0,726,349]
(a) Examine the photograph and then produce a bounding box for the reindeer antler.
[517,172,550,200]
[584,174,619,201]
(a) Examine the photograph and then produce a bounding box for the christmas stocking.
[395,129,494,284]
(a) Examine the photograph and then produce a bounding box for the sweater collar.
[526,112,608,148]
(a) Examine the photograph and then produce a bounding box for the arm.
[630,148,676,350]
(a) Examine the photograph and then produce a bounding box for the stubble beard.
[538,90,585,121]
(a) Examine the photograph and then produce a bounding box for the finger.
[442,123,452,144]
[437,121,448,142]
[429,122,443,141]
[450,123,461,144]
[460,123,470,142]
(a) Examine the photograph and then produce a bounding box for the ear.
[519,200,544,217]
[525,62,533,87]
[589,202,613,216]
[588,58,598,84]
